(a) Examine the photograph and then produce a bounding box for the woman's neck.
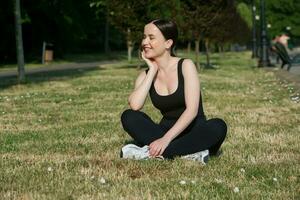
[154,53,177,72]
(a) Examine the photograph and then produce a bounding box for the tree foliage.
[238,0,300,44]
[237,2,252,29]
[265,0,300,40]
[1,0,258,64]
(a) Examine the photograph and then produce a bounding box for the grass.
[0,51,299,199]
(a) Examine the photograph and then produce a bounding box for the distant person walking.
[271,34,292,70]
[120,19,227,163]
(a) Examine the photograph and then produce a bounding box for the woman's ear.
[165,39,173,49]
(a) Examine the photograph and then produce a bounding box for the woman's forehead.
[144,23,160,34]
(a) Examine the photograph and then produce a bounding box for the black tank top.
[146,58,205,120]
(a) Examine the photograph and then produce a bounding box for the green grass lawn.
[0,51,299,199]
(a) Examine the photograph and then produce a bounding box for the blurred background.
[1,0,299,66]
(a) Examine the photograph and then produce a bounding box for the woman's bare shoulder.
[181,58,196,67]
[181,58,197,74]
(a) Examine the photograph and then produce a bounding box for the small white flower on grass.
[2,112,5,114]
[47,167,52,172]
[233,187,239,193]
[179,180,186,185]
[38,119,42,122]
[191,180,196,184]
[99,177,106,184]
[91,175,95,180]
[69,99,72,102]
[240,168,245,173]
[273,177,278,182]
[215,178,222,183]
[291,96,299,101]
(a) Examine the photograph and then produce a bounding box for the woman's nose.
[142,37,148,45]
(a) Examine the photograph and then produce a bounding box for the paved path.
[267,47,300,91]
[265,66,300,92]
[0,60,119,78]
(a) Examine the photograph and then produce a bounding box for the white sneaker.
[181,150,209,164]
[120,144,150,160]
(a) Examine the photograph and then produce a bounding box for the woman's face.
[142,23,171,59]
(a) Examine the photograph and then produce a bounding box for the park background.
[1,0,300,199]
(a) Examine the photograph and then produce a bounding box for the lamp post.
[251,1,257,58]
[258,0,271,67]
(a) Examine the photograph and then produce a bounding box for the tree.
[90,0,111,53]
[92,0,182,62]
[201,1,235,68]
[14,0,25,82]
[105,0,149,62]
[182,0,230,70]
[265,0,300,46]
[238,0,300,45]
[209,1,251,55]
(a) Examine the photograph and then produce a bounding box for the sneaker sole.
[203,154,209,164]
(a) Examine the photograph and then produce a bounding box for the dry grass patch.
[0,51,299,199]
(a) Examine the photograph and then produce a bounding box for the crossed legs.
[121,109,227,159]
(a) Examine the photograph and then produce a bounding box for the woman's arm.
[128,52,158,110]
[149,59,200,156]
[128,68,157,110]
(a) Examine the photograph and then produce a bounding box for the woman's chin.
[144,53,154,59]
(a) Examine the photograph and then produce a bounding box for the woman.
[120,19,227,163]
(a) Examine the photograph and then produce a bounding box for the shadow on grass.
[116,63,147,70]
[0,66,102,90]
[115,62,222,70]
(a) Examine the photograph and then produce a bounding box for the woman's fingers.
[149,145,162,157]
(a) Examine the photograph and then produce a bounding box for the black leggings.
[121,109,227,159]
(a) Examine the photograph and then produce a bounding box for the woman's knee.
[207,118,227,137]
[121,109,135,124]
[121,109,143,130]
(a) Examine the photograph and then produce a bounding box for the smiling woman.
[142,19,178,58]
[120,19,227,164]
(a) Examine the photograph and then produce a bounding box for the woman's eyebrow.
[144,34,155,37]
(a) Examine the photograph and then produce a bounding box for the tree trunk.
[218,44,222,53]
[104,9,110,53]
[187,41,191,56]
[195,39,200,71]
[127,41,133,63]
[127,28,134,62]
[205,38,211,67]
[220,43,225,57]
[14,0,25,83]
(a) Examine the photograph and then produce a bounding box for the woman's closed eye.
[143,34,155,40]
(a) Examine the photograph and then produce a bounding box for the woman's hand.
[141,50,158,72]
[149,136,171,157]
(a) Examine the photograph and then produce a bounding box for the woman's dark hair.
[152,19,178,56]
